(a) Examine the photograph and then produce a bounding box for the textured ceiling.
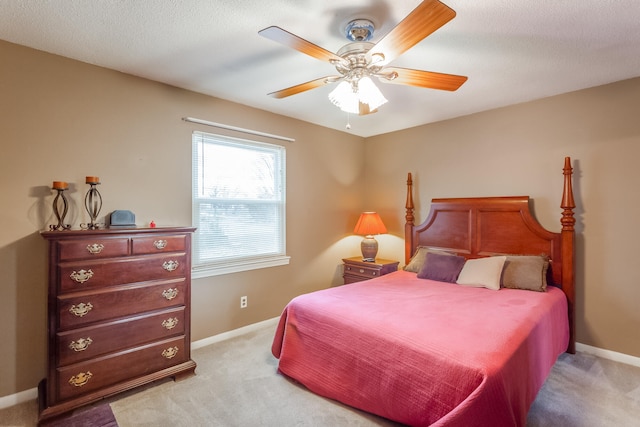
[2,0,639,137]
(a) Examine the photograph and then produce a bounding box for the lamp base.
[360,235,378,262]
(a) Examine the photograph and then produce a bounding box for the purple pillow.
[417,252,466,283]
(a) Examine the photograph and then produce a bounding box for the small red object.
[149,221,156,228]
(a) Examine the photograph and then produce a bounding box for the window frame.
[191,131,289,279]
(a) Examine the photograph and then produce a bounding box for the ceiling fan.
[258,0,467,116]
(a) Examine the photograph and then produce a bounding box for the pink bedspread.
[272,270,569,426]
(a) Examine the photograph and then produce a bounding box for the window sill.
[192,255,291,279]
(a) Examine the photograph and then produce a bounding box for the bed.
[272,157,576,426]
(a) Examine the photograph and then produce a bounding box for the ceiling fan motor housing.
[335,42,382,81]
[345,19,375,42]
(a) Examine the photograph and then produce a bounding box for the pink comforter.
[272,270,569,426]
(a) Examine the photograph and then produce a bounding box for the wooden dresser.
[39,227,196,422]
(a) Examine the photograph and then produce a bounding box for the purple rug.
[41,403,118,427]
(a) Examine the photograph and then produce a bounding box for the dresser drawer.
[55,336,188,401]
[343,263,383,279]
[343,273,367,284]
[58,279,186,330]
[132,234,187,255]
[57,238,130,261]
[59,253,187,293]
[57,306,186,366]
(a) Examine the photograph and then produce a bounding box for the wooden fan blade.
[369,0,456,65]
[379,67,467,91]
[268,76,338,99]
[259,26,347,65]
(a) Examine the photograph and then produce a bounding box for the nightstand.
[342,257,399,284]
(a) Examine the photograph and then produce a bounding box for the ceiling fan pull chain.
[346,112,352,130]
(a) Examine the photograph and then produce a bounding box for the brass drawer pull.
[86,243,104,254]
[69,302,93,317]
[154,239,167,249]
[162,288,178,300]
[359,269,364,273]
[69,371,93,387]
[69,337,93,352]
[162,260,179,272]
[70,269,94,284]
[162,346,179,359]
[162,317,179,330]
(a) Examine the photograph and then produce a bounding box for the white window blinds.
[192,131,288,277]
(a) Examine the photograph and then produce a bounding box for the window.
[192,131,288,278]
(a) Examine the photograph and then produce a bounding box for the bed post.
[405,173,415,265]
[561,157,576,354]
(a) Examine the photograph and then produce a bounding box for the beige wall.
[366,77,640,358]
[2,37,639,400]
[0,40,365,398]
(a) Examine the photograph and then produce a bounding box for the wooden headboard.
[404,157,576,353]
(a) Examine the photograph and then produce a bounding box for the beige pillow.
[502,255,549,292]
[404,247,454,273]
[456,256,507,290]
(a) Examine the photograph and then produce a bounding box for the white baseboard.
[576,342,640,368]
[0,387,37,410]
[191,316,279,351]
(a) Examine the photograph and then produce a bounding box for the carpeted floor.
[527,350,640,426]
[2,321,639,426]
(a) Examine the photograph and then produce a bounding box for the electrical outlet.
[240,295,248,308]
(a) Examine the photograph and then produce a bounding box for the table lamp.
[353,212,387,262]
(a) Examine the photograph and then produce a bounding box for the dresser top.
[41,226,196,239]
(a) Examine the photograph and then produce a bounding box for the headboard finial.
[405,173,414,225]
[404,173,415,265]
[561,157,576,231]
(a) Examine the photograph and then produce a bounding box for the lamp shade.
[328,81,359,114]
[357,76,387,111]
[353,212,387,236]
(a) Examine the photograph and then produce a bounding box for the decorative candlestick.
[50,181,71,231]
[82,176,103,230]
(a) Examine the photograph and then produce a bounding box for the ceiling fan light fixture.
[357,77,388,110]
[328,77,387,114]
[328,81,359,114]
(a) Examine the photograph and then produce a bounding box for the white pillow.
[456,256,507,290]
